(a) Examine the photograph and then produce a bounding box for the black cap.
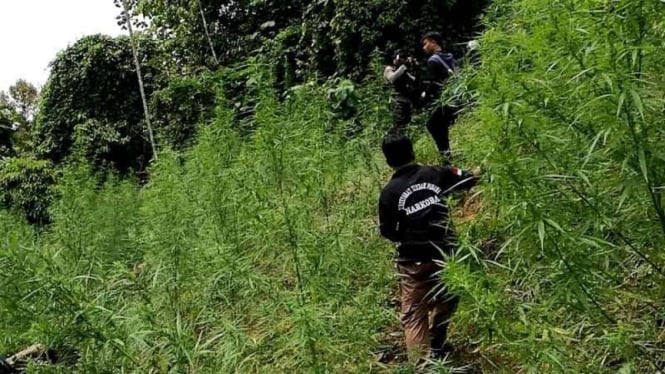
[382,134,415,168]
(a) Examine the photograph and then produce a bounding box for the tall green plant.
[444,0,665,371]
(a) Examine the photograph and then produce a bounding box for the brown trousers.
[397,261,459,360]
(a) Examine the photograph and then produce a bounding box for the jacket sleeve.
[378,194,400,242]
[384,65,407,84]
[435,165,478,193]
[422,59,447,104]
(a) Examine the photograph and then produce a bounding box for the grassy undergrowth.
[0,72,407,372]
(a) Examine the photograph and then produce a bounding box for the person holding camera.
[384,50,418,134]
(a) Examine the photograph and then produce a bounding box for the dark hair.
[382,134,415,168]
[421,31,443,47]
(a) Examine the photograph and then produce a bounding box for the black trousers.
[390,95,412,134]
[426,105,458,153]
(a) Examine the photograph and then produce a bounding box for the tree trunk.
[121,0,158,160]
[197,0,220,65]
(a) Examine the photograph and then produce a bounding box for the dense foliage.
[444,0,665,371]
[8,79,39,121]
[0,157,56,224]
[0,105,20,158]
[135,0,488,79]
[32,34,161,173]
[149,74,218,148]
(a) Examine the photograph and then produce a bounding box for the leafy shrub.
[266,25,305,96]
[326,79,358,120]
[218,60,272,134]
[70,118,152,176]
[0,157,56,224]
[149,74,218,149]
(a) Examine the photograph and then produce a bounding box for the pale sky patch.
[0,0,123,93]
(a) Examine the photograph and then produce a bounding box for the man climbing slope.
[378,133,480,361]
[420,31,458,159]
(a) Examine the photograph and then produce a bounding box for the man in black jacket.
[378,134,479,360]
[421,31,458,159]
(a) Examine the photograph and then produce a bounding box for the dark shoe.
[440,150,453,165]
[0,357,16,374]
[430,343,455,360]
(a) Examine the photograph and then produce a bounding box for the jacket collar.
[391,163,419,179]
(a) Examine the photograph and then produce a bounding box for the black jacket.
[378,163,477,262]
[422,52,455,105]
